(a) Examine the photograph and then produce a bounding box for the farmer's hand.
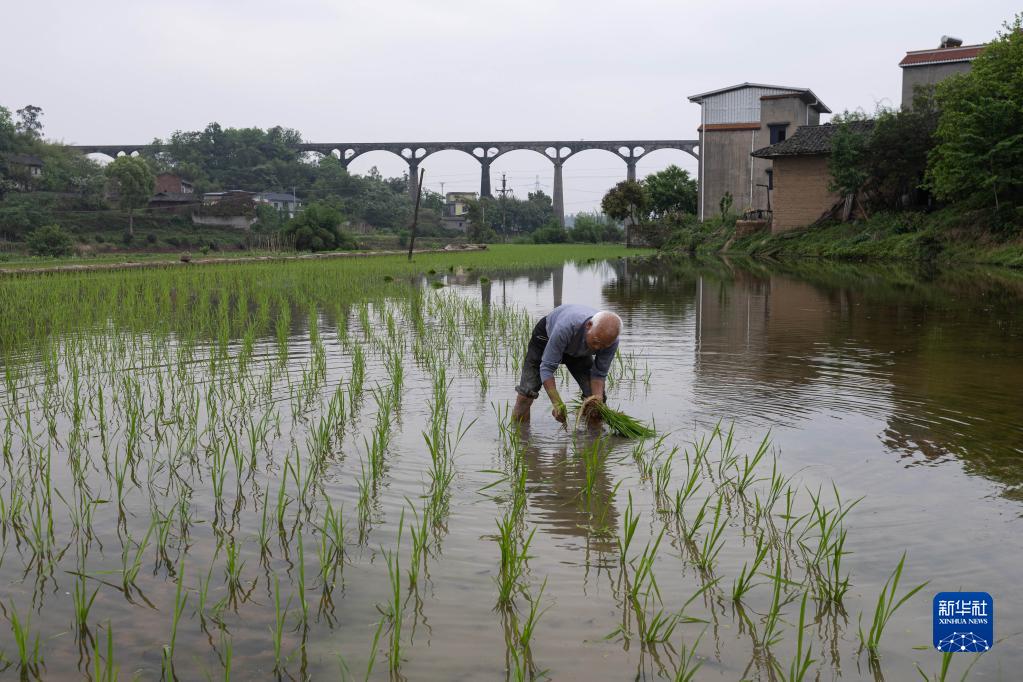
[551,402,567,424]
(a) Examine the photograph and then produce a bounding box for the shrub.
[531,224,568,244]
[284,202,357,251]
[26,224,74,257]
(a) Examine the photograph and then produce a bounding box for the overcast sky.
[4,1,1017,212]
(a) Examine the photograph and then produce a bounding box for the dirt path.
[0,245,488,277]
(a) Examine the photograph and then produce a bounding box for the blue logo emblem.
[933,592,993,652]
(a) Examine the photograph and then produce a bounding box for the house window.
[769,124,788,144]
[766,169,773,190]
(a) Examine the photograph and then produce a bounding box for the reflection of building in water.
[690,261,1023,495]
[520,437,619,555]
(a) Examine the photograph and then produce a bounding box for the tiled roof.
[899,44,983,67]
[3,152,44,166]
[751,121,875,158]
[257,192,299,202]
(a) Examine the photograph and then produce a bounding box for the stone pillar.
[552,160,565,228]
[480,160,492,198]
[407,160,420,203]
[626,159,637,183]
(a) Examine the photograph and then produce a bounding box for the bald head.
[585,310,622,350]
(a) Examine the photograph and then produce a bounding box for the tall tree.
[105,156,155,236]
[0,106,17,152]
[643,165,698,216]
[927,14,1023,217]
[15,105,44,139]
[601,180,649,226]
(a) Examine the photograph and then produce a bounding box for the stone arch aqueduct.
[72,140,700,226]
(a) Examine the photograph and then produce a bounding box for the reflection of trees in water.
[519,433,619,558]
[601,257,701,320]
[613,255,1023,498]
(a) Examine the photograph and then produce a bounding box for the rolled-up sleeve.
[590,341,619,378]
[539,322,570,382]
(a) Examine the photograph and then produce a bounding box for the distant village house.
[751,121,873,232]
[744,35,985,234]
[687,83,831,221]
[2,153,44,190]
[900,36,982,109]
[154,173,193,195]
[442,191,476,233]
[254,191,301,218]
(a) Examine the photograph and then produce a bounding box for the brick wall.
[155,174,183,194]
[771,155,838,233]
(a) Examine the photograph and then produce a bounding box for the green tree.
[867,92,940,208]
[284,201,356,251]
[105,156,155,236]
[601,180,649,226]
[927,15,1023,218]
[26,224,74,257]
[827,112,872,198]
[531,222,568,243]
[569,211,621,243]
[643,165,698,216]
[0,106,17,152]
[40,146,106,199]
[15,105,43,140]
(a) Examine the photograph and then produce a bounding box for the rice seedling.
[672,630,705,682]
[776,592,815,682]
[571,397,655,439]
[733,433,770,497]
[618,492,640,566]
[8,599,41,675]
[579,436,608,502]
[271,574,292,669]
[732,533,769,602]
[693,494,727,573]
[72,572,99,634]
[93,622,118,682]
[162,556,188,673]
[859,552,928,657]
[383,511,406,674]
[495,503,535,608]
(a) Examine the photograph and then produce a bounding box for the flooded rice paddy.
[0,246,1021,680]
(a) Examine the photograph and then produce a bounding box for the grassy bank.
[0,242,642,276]
[666,208,1023,268]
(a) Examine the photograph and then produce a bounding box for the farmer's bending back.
[512,304,622,424]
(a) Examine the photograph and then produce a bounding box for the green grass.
[664,207,1023,269]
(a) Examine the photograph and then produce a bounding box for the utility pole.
[495,173,512,238]
[407,168,425,261]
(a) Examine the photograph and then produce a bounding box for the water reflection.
[519,435,619,557]
[601,256,1023,498]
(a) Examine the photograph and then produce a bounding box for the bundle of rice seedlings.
[572,396,655,439]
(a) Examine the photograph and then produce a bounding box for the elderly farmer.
[512,304,622,424]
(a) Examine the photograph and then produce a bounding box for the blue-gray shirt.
[539,304,619,382]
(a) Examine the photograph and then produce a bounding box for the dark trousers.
[515,317,596,399]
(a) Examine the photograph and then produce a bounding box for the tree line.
[829,15,1023,229]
